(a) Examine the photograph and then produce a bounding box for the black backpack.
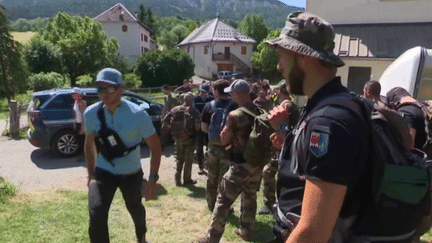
[313,93,432,242]
[275,93,432,243]
[96,104,141,166]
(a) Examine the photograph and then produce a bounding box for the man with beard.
[265,12,370,242]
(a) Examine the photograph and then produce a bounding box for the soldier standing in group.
[193,84,214,175]
[162,92,200,186]
[199,79,263,243]
[200,79,231,212]
[259,80,299,215]
[161,84,178,118]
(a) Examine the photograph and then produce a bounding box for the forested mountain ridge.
[0,0,304,29]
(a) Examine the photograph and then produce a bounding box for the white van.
[379,46,432,100]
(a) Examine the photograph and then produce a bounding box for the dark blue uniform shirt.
[277,77,370,219]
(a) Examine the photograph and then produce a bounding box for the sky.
[279,0,306,8]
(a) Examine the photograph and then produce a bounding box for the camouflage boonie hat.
[266,12,344,67]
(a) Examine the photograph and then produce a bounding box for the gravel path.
[0,136,203,192]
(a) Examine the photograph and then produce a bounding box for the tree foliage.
[28,72,69,91]
[38,12,118,86]
[252,29,282,82]
[239,13,269,45]
[11,17,49,32]
[134,48,194,87]
[0,5,29,101]
[23,36,61,73]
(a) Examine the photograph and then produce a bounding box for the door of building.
[218,64,233,72]
[224,47,230,60]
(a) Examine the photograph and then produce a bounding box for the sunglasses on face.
[97,86,118,94]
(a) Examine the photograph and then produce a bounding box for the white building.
[177,17,256,80]
[307,0,432,94]
[94,3,156,62]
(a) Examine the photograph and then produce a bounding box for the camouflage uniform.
[206,144,230,211]
[262,151,279,209]
[204,103,263,242]
[162,104,200,185]
[261,100,299,212]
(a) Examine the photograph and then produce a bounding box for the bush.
[123,73,141,89]
[0,177,16,204]
[76,74,94,87]
[28,72,69,91]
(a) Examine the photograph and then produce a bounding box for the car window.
[45,95,74,110]
[123,95,150,109]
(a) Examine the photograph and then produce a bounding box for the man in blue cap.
[84,67,161,243]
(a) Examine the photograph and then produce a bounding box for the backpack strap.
[210,100,217,112]
[97,103,107,130]
[238,106,258,119]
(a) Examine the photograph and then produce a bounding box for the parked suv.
[27,88,164,157]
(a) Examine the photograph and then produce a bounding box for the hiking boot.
[197,233,221,243]
[137,235,148,243]
[198,168,208,176]
[235,228,253,241]
[258,205,272,215]
[183,179,197,186]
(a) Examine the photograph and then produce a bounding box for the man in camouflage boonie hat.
[265,12,372,243]
[266,11,344,67]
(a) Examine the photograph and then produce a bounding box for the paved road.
[0,135,185,192]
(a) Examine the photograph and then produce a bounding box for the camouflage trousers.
[175,142,195,185]
[262,158,278,208]
[206,144,230,211]
[207,162,262,242]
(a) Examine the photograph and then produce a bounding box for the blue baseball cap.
[224,79,250,94]
[96,68,123,85]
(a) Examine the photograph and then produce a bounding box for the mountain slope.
[0,0,304,28]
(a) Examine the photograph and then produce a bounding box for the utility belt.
[272,204,363,243]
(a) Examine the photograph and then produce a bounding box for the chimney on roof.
[217,13,220,19]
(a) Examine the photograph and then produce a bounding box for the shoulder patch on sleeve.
[309,131,329,158]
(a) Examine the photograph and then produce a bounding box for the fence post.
[9,100,19,136]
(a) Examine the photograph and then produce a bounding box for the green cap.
[266,12,344,67]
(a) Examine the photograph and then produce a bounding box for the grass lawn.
[2,185,431,243]
[0,184,275,243]
[11,31,36,44]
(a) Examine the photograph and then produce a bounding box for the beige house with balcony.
[94,3,156,62]
[307,0,432,94]
[177,17,256,80]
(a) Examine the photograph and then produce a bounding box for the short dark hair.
[386,87,411,105]
[364,80,381,97]
[212,79,230,95]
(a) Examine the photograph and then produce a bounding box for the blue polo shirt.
[84,99,156,175]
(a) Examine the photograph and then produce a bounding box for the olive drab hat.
[266,11,344,67]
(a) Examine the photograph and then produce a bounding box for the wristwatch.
[149,173,159,182]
